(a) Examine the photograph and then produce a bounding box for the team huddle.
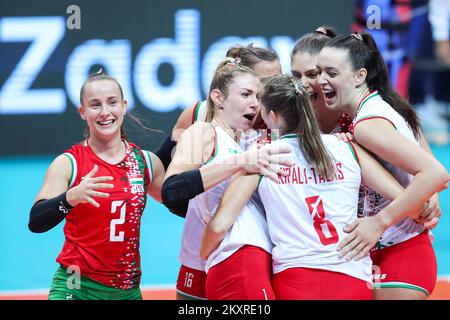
[29,27,450,300]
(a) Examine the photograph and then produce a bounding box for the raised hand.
[66,165,114,208]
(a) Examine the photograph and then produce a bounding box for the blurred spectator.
[429,0,450,66]
[413,0,450,145]
[353,0,449,145]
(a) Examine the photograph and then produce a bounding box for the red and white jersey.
[191,100,208,124]
[57,139,153,289]
[179,202,206,271]
[191,100,259,149]
[177,101,209,272]
[258,134,372,282]
[353,91,424,249]
[205,192,270,273]
[179,105,261,272]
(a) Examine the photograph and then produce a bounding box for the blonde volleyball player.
[157,45,282,300]
[170,44,281,145]
[162,58,291,300]
[317,32,450,299]
[201,75,446,300]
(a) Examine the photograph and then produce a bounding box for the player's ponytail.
[260,75,335,179]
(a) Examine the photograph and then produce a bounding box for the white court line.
[0,283,176,297]
[2,277,450,297]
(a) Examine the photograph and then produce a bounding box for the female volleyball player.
[162,58,291,300]
[29,71,165,300]
[317,32,450,299]
[201,75,448,299]
[291,26,353,134]
[160,45,282,300]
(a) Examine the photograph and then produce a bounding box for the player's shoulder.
[321,134,348,149]
[187,120,214,135]
[45,152,74,182]
[53,153,73,166]
[63,140,85,154]
[192,100,208,123]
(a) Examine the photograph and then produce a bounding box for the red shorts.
[176,265,207,300]
[206,245,276,300]
[370,230,437,296]
[272,267,372,300]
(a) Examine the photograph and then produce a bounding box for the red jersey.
[57,139,152,289]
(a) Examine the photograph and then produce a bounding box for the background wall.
[0,0,352,156]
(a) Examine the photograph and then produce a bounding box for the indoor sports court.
[1,0,450,300]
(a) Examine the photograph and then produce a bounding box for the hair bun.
[315,27,327,35]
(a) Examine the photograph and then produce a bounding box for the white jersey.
[192,99,260,149]
[354,91,424,249]
[205,190,271,273]
[258,134,372,282]
[192,100,208,123]
[179,202,207,271]
[177,101,208,271]
[178,116,266,272]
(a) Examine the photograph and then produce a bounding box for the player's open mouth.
[243,113,256,121]
[97,119,115,126]
[323,90,336,99]
[309,92,318,102]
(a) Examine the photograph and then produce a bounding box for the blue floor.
[0,146,449,291]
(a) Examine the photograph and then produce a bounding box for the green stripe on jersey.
[147,151,154,182]
[63,153,77,188]
[346,142,359,166]
[357,91,379,113]
[129,178,144,185]
[193,101,202,123]
[372,282,429,296]
[280,134,299,140]
[141,150,153,183]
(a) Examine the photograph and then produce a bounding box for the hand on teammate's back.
[337,216,388,261]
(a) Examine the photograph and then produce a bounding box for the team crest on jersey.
[129,175,145,193]
[228,148,241,154]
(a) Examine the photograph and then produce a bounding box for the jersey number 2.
[305,195,339,245]
[110,200,126,242]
